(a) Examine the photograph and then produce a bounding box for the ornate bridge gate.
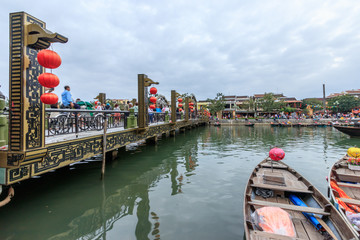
[0,12,207,195]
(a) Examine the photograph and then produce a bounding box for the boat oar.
[314,215,339,240]
[289,194,322,230]
[289,194,339,239]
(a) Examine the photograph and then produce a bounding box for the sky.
[1,0,360,102]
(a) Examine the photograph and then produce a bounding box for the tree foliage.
[258,93,284,112]
[327,95,360,112]
[206,93,225,115]
[301,98,323,109]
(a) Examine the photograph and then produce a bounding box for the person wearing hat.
[105,103,112,110]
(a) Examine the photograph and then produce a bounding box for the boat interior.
[245,159,355,240]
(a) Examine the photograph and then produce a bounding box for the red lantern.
[178,103,183,108]
[40,93,58,105]
[37,50,62,69]
[191,109,194,112]
[190,106,193,109]
[150,87,157,95]
[179,108,183,112]
[149,104,156,109]
[269,148,285,161]
[150,96,157,103]
[178,98,183,103]
[189,102,194,106]
[38,73,60,88]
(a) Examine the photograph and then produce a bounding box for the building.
[327,89,360,99]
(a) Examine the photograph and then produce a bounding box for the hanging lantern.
[178,98,183,103]
[40,93,58,105]
[179,108,183,112]
[150,96,157,103]
[190,106,193,109]
[269,148,285,161]
[150,87,157,95]
[178,103,183,108]
[189,102,194,106]
[37,49,62,69]
[191,109,194,112]
[38,73,60,88]
[149,104,156,109]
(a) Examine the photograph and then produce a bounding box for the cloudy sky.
[1,0,360,101]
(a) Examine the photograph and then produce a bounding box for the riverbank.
[210,118,360,125]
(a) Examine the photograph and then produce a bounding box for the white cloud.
[1,0,360,101]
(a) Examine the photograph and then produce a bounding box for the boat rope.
[0,186,14,207]
[255,188,273,198]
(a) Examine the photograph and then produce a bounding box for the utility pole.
[322,84,326,113]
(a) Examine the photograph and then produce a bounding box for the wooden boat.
[329,156,360,237]
[334,126,360,137]
[213,121,221,127]
[244,158,358,240]
[270,122,279,127]
[245,122,255,127]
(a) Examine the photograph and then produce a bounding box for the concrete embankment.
[210,118,358,125]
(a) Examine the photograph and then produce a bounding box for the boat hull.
[334,126,360,137]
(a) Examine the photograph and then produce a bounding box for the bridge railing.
[45,109,188,137]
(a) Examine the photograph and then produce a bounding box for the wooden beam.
[339,198,360,206]
[250,230,307,240]
[250,183,313,194]
[248,199,330,216]
[337,182,360,189]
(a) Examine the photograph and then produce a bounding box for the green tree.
[301,98,323,109]
[258,93,278,112]
[206,93,225,116]
[328,95,360,113]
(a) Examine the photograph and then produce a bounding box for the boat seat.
[250,183,313,194]
[337,182,360,189]
[339,198,360,206]
[250,230,306,240]
[248,199,330,216]
[335,168,360,182]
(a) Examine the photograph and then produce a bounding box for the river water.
[1,125,360,240]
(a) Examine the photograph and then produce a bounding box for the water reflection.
[0,126,359,240]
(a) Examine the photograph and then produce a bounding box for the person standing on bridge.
[61,85,73,109]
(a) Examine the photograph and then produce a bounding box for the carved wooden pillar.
[185,97,189,122]
[138,74,158,130]
[171,90,176,123]
[0,12,67,169]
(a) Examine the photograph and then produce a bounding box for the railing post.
[75,112,79,134]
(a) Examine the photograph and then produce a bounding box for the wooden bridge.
[0,12,208,202]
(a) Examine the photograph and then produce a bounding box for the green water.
[1,126,360,240]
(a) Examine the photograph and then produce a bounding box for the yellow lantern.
[347,147,360,158]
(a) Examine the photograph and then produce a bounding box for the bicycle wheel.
[78,115,90,131]
[94,115,104,130]
[48,119,59,135]
[57,115,70,133]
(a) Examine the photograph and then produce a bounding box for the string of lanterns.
[178,98,183,112]
[37,49,62,105]
[149,87,157,110]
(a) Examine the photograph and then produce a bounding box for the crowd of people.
[57,85,173,114]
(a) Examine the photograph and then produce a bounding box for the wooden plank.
[250,183,313,194]
[301,220,323,240]
[337,182,360,189]
[250,230,307,240]
[276,198,310,240]
[248,199,330,216]
[339,197,360,206]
